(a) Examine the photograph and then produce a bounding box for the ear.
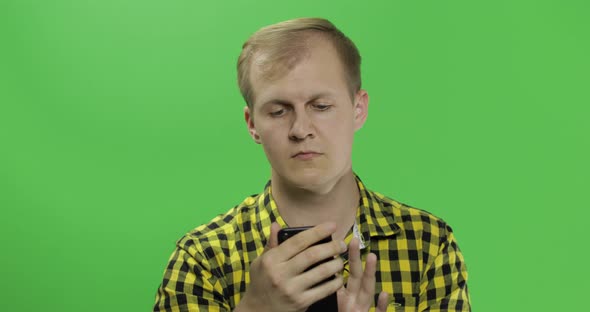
[353,89,369,131]
[244,106,262,144]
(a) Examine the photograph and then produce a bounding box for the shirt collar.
[253,180,286,247]
[354,174,401,247]
[254,173,401,247]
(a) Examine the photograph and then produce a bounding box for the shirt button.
[244,197,255,205]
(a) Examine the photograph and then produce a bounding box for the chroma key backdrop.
[1,0,588,311]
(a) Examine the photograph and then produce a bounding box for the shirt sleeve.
[418,225,471,311]
[153,239,230,312]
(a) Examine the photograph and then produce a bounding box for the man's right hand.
[235,222,347,312]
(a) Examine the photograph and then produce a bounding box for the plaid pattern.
[153,175,470,311]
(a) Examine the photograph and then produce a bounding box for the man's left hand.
[337,238,389,312]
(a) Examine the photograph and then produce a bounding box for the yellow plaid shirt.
[153,175,470,311]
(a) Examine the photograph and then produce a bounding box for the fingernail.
[324,222,337,232]
[340,241,347,252]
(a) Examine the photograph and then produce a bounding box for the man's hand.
[337,238,389,312]
[235,222,347,312]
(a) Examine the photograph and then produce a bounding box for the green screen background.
[1,0,588,311]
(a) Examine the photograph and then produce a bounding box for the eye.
[269,108,286,117]
[313,103,331,111]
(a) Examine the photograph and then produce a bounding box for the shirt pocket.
[390,294,419,312]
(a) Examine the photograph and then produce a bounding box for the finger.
[269,222,280,248]
[346,237,362,294]
[279,222,337,260]
[289,239,346,275]
[358,253,378,308]
[336,286,347,309]
[295,257,344,290]
[300,273,344,309]
[376,291,389,312]
[264,222,281,251]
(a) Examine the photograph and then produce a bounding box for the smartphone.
[278,226,338,312]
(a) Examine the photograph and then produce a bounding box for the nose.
[288,110,315,141]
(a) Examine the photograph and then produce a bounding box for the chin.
[283,168,338,191]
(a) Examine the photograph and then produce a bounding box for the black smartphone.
[277,226,338,312]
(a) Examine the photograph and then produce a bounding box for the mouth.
[292,151,322,160]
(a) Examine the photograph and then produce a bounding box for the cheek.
[336,125,356,156]
[323,118,355,142]
[258,125,286,157]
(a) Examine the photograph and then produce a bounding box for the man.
[153,18,470,312]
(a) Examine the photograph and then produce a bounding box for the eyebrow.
[260,92,333,108]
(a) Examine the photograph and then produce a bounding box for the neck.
[270,170,360,241]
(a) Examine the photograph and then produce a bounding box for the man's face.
[244,37,368,192]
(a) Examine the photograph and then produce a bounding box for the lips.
[292,151,322,160]
[292,150,319,157]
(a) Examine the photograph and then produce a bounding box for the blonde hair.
[237,17,361,107]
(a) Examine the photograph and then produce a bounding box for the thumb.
[375,291,389,312]
[264,222,281,251]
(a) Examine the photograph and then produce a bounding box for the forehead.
[249,37,348,107]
